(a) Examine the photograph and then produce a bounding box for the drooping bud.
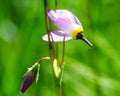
[20,63,40,94]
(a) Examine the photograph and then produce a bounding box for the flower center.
[72,27,83,39]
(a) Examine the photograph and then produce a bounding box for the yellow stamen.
[72,27,83,39]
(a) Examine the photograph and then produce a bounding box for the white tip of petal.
[42,30,72,42]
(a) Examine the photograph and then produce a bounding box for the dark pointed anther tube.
[76,33,93,47]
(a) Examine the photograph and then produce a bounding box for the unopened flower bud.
[20,63,40,93]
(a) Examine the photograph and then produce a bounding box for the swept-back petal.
[42,30,72,42]
[55,9,82,25]
[47,9,82,26]
[47,9,83,36]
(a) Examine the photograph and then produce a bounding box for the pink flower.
[42,9,93,46]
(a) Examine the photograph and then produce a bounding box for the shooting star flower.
[42,9,93,46]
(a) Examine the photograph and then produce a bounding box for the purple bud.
[20,63,40,93]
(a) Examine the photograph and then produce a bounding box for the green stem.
[55,1,63,96]
[55,36,66,96]
[56,43,59,64]
[61,35,65,69]
[55,78,62,96]
[44,0,64,96]
[44,0,54,62]
[55,0,58,10]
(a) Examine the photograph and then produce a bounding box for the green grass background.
[0,0,120,96]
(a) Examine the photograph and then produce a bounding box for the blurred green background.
[0,0,120,96]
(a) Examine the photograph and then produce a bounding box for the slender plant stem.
[44,0,54,62]
[55,43,59,63]
[55,0,58,10]
[55,0,59,65]
[43,2,58,95]
[54,0,63,96]
[61,36,65,69]
[44,0,64,96]
[56,35,66,96]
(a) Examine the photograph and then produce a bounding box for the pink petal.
[47,10,59,23]
[55,18,73,35]
[55,10,81,25]
[47,9,82,36]
[47,9,82,26]
[42,30,72,42]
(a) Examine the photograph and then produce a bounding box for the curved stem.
[37,57,51,64]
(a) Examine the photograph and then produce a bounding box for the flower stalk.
[44,0,54,62]
[43,0,64,96]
